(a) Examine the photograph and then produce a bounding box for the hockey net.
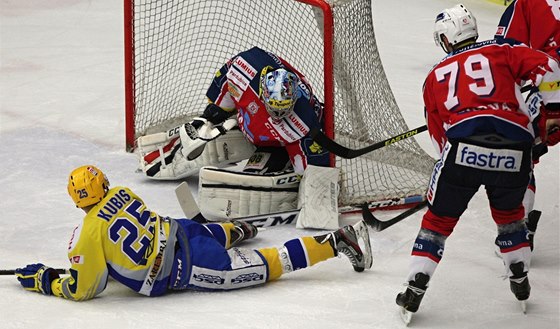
[124,0,435,212]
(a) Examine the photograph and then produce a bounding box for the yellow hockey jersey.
[51,187,178,300]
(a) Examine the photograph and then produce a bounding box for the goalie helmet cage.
[124,0,435,212]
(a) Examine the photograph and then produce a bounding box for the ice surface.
[1,0,558,328]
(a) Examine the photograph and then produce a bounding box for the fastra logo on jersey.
[455,143,522,172]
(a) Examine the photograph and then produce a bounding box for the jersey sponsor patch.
[227,67,250,93]
[267,113,308,143]
[233,56,257,79]
[495,26,505,37]
[455,142,523,172]
[69,255,84,265]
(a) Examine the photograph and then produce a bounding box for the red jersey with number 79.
[423,39,560,156]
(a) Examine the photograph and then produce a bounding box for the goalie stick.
[0,268,68,275]
[361,200,428,232]
[310,125,428,159]
[174,182,299,228]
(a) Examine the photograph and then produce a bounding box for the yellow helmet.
[67,165,110,208]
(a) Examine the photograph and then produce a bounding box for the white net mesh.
[126,0,435,210]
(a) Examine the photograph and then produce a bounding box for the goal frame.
[123,0,336,155]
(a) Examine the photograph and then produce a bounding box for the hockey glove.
[180,117,214,160]
[547,125,560,146]
[15,263,59,295]
[180,117,238,160]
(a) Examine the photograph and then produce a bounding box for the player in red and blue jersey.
[395,4,560,319]
[495,0,560,250]
[204,46,328,174]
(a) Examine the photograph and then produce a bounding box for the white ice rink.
[1,0,558,328]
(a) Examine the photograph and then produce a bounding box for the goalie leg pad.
[137,132,183,179]
[198,167,300,221]
[296,165,340,230]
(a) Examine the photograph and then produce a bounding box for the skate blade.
[353,220,374,270]
[520,300,527,314]
[399,307,413,326]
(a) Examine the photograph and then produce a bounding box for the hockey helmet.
[259,66,299,120]
[67,165,110,208]
[434,4,478,53]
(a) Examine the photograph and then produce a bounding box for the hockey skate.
[229,220,258,248]
[396,272,430,326]
[318,220,373,272]
[509,262,530,313]
[525,210,541,251]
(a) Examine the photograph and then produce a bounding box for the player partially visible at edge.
[395,3,560,320]
[14,165,372,301]
[494,0,560,251]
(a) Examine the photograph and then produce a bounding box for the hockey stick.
[174,182,299,228]
[310,83,533,160]
[310,125,428,159]
[0,268,68,275]
[361,200,428,232]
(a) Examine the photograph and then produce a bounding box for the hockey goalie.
[136,47,339,228]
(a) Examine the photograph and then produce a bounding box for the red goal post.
[123,0,434,212]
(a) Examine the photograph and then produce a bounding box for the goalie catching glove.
[137,117,255,180]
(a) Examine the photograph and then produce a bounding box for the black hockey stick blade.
[0,268,68,275]
[361,200,428,232]
[310,125,428,159]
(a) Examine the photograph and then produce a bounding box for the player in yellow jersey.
[14,165,373,300]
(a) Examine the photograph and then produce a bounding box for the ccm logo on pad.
[455,143,522,172]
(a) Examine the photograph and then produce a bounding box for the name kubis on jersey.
[455,143,522,172]
[96,189,132,221]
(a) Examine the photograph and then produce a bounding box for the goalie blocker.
[198,165,340,230]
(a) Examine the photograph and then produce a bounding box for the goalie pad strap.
[198,167,300,221]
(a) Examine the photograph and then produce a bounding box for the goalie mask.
[67,165,110,208]
[259,66,299,121]
[434,4,478,53]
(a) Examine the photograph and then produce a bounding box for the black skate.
[525,210,541,251]
[316,221,373,272]
[229,220,258,248]
[509,262,530,313]
[396,273,430,325]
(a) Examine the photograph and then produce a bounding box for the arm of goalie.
[296,165,340,230]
